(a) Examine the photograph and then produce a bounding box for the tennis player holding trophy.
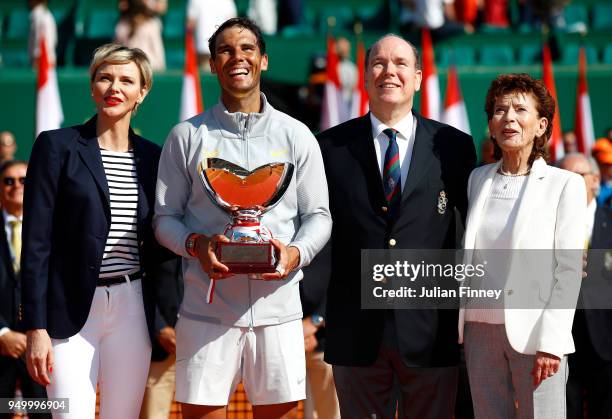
[153,17,331,419]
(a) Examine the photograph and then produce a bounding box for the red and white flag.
[441,65,470,135]
[542,42,563,161]
[180,29,204,121]
[420,28,440,121]
[574,46,595,154]
[350,39,369,118]
[36,36,63,136]
[320,35,344,130]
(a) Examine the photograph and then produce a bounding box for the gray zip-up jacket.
[154,94,332,327]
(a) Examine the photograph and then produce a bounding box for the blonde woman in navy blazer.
[459,74,586,419]
[22,44,163,418]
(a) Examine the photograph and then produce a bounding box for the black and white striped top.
[99,149,140,278]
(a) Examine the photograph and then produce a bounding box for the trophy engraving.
[199,158,294,274]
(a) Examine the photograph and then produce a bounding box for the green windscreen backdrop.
[1,65,611,162]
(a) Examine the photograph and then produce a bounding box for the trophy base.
[216,242,276,274]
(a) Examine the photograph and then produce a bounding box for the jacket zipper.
[242,113,255,332]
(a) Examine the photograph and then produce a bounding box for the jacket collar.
[401,111,435,203]
[510,157,547,247]
[76,115,145,210]
[77,116,110,205]
[464,157,548,250]
[348,113,386,206]
[211,93,271,139]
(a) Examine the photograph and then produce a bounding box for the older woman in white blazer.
[459,73,586,419]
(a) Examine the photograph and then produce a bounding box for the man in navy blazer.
[317,34,476,418]
[560,153,612,419]
[0,160,51,419]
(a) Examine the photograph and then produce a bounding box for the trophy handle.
[259,162,294,212]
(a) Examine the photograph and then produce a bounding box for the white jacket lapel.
[463,161,501,250]
[510,158,548,248]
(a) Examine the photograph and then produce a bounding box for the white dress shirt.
[370,112,417,192]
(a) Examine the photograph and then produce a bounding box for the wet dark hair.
[485,73,555,164]
[208,17,267,60]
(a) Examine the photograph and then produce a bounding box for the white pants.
[46,280,152,419]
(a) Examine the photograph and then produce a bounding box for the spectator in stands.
[23,44,167,418]
[0,132,17,165]
[453,0,479,33]
[461,73,585,418]
[28,0,57,67]
[278,0,303,31]
[563,130,578,153]
[153,17,331,419]
[560,153,612,419]
[399,0,467,37]
[592,137,612,207]
[518,0,567,31]
[483,0,510,28]
[0,160,52,419]
[248,0,277,35]
[115,0,167,71]
[187,0,237,72]
[140,258,182,419]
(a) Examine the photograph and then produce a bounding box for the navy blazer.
[0,212,20,335]
[574,205,612,361]
[21,116,164,340]
[151,257,183,362]
[317,112,476,367]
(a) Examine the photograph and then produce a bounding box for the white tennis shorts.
[175,316,306,406]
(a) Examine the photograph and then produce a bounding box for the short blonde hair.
[89,43,153,90]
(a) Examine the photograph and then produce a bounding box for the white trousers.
[46,280,152,419]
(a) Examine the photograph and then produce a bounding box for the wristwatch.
[185,233,202,257]
[310,314,325,328]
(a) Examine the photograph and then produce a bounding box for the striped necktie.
[382,128,401,219]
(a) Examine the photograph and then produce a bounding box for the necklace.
[497,167,531,177]
[497,168,530,190]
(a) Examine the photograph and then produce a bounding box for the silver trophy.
[199,158,294,274]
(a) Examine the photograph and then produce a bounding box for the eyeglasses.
[2,177,25,186]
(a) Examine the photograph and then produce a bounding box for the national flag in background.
[180,29,204,121]
[320,35,344,130]
[542,41,563,161]
[574,46,595,154]
[350,39,369,118]
[36,36,63,137]
[441,64,470,135]
[420,28,440,121]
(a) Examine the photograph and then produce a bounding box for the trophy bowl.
[199,158,294,274]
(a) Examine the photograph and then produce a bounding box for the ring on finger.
[276,265,285,276]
